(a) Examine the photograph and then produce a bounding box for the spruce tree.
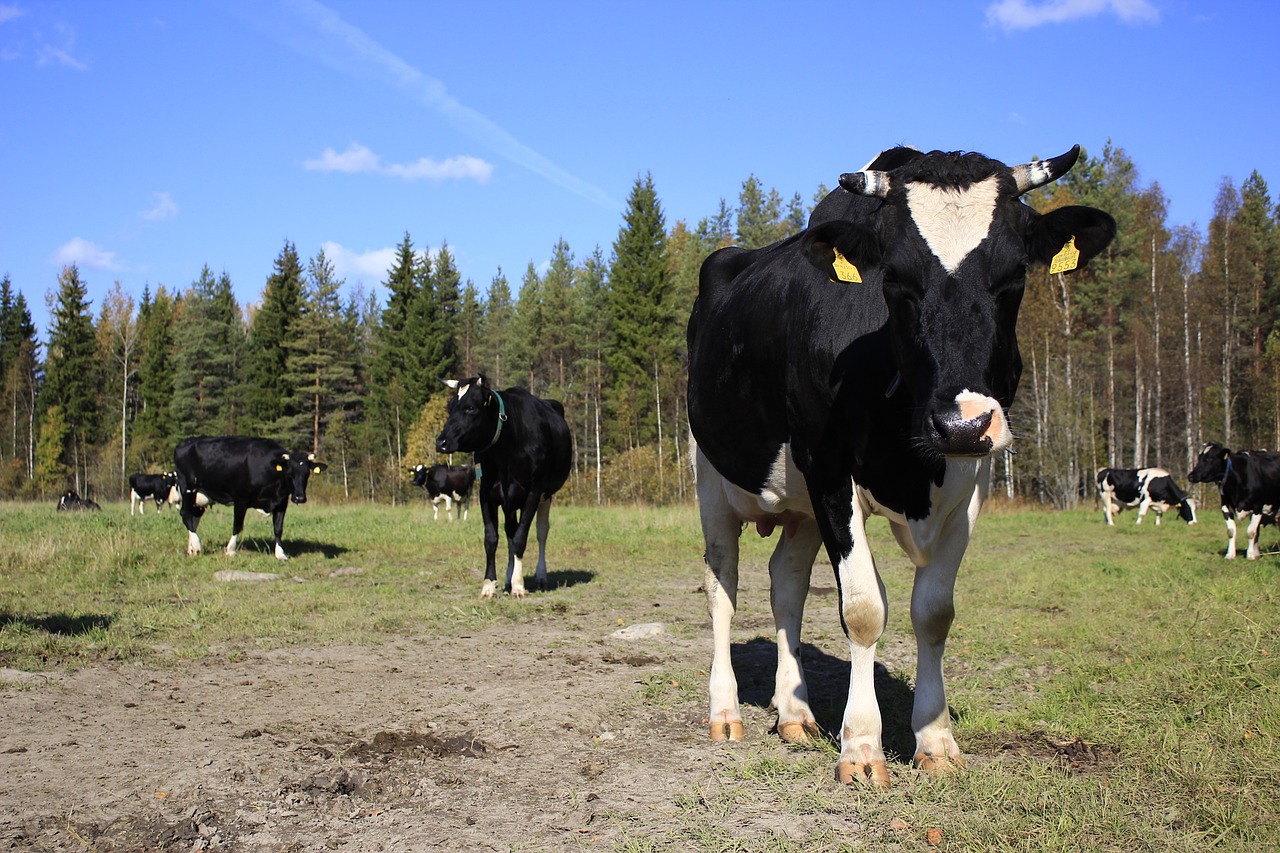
[245,240,304,433]
[133,285,178,465]
[608,173,669,446]
[457,278,483,376]
[171,267,246,436]
[43,265,101,488]
[481,269,513,386]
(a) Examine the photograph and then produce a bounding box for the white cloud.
[986,0,1159,31]
[34,21,88,70]
[321,241,398,282]
[141,191,179,221]
[0,5,24,26]
[305,142,492,184]
[51,237,123,271]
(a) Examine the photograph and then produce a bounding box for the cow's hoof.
[777,720,819,744]
[913,751,966,776]
[480,581,497,599]
[835,759,891,788]
[709,719,745,742]
[510,586,528,599]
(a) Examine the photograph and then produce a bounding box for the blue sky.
[2,0,1276,339]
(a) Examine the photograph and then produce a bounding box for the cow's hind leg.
[769,518,822,744]
[180,489,205,556]
[531,497,552,591]
[505,490,544,597]
[1246,513,1264,559]
[696,450,745,743]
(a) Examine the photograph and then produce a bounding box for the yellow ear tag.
[1049,238,1080,274]
[312,466,322,474]
[275,464,284,472]
[832,248,862,283]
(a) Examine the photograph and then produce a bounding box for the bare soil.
[0,588,1106,852]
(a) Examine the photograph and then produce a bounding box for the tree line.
[1,142,1277,508]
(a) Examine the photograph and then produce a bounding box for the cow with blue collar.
[434,376,572,598]
[1188,441,1280,559]
[687,145,1115,786]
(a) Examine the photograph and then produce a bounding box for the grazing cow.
[174,436,326,561]
[129,471,179,516]
[1096,467,1197,526]
[57,490,101,511]
[410,463,476,521]
[435,376,572,598]
[1188,442,1280,559]
[687,145,1115,786]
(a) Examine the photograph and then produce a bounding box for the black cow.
[410,463,476,521]
[687,145,1114,786]
[129,471,179,516]
[1096,467,1196,526]
[435,376,572,598]
[1188,442,1280,559]
[174,436,326,561]
[57,490,101,511]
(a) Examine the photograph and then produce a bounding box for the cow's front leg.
[505,491,544,597]
[226,504,248,556]
[180,489,205,556]
[769,518,822,744]
[1246,513,1264,559]
[479,497,501,599]
[1224,509,1238,559]
[271,507,289,561]
[696,451,744,742]
[820,491,890,788]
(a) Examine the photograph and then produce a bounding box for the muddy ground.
[0,578,1088,852]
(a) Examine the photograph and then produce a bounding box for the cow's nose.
[292,495,306,504]
[435,437,449,453]
[929,408,994,456]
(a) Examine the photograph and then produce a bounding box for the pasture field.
[0,498,1277,851]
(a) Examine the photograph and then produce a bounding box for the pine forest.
[1,143,1277,508]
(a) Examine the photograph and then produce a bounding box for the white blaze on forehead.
[906,176,1000,274]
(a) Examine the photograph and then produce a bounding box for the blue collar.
[482,389,508,451]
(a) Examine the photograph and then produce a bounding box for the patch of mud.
[990,728,1116,774]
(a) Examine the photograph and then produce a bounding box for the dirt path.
[1,609,878,851]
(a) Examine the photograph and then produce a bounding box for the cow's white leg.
[187,531,202,556]
[833,494,890,787]
[697,450,744,742]
[1103,495,1114,525]
[1136,498,1149,525]
[225,534,238,556]
[431,498,440,521]
[131,490,141,516]
[1246,513,1263,560]
[907,523,970,774]
[275,543,289,561]
[1224,509,1237,559]
[769,518,822,743]
[509,552,525,597]
[443,494,454,522]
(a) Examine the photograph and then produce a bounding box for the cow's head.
[274,452,326,503]
[409,463,429,488]
[802,146,1115,460]
[436,375,504,454]
[1188,441,1230,484]
[1176,497,1197,525]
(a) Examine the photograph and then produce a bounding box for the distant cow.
[687,144,1114,786]
[1188,442,1280,559]
[57,490,101,511]
[129,471,179,516]
[174,436,326,561]
[1096,467,1196,526]
[410,463,476,521]
[435,376,572,598]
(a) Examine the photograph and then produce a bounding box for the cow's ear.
[312,462,328,474]
[800,221,880,284]
[1027,206,1116,273]
[274,452,289,474]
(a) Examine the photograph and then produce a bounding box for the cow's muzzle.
[926,392,1012,457]
[291,494,307,504]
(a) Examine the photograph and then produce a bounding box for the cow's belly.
[707,444,814,535]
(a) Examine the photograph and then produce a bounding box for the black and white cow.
[1188,442,1280,559]
[434,376,572,598]
[1096,467,1196,526]
[174,436,326,561]
[410,463,476,521]
[57,490,101,511]
[687,145,1114,786]
[129,471,179,516]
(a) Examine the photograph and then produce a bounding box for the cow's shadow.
[730,636,919,763]
[229,538,349,559]
[0,612,113,636]
[541,569,595,591]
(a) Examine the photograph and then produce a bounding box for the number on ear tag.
[1049,238,1080,274]
[832,248,862,283]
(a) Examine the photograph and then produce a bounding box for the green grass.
[2,499,1278,849]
